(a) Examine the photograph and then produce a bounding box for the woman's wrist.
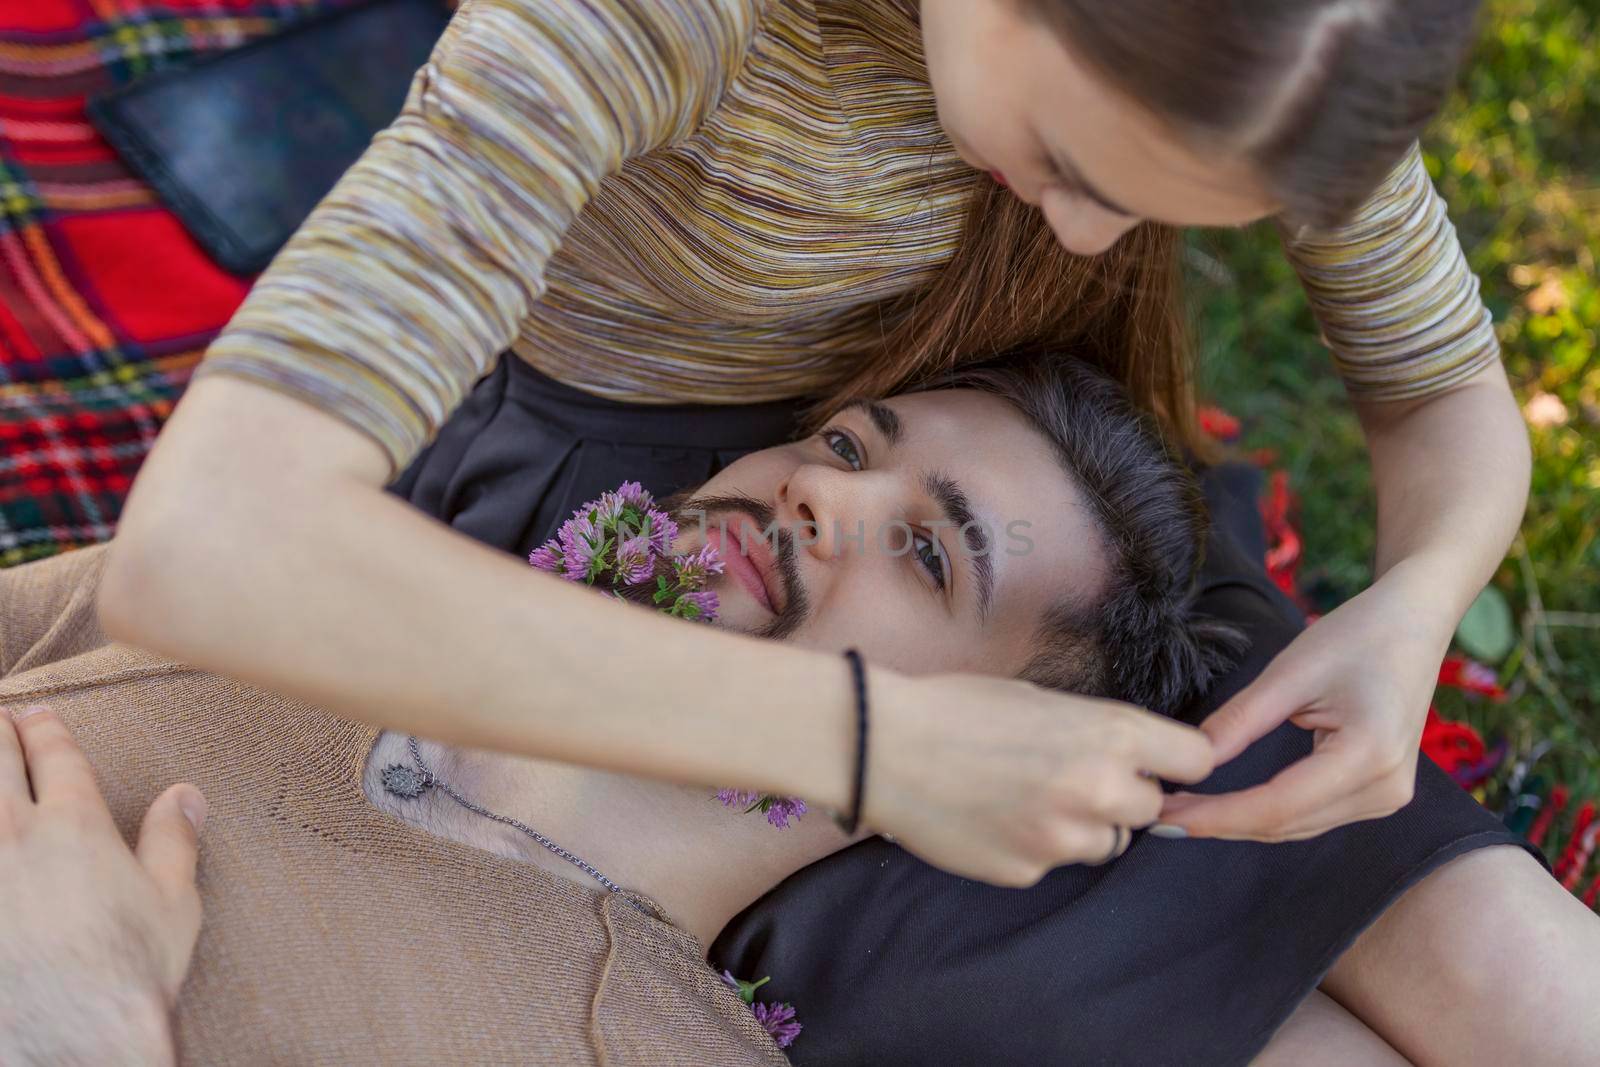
[1365,549,1479,650]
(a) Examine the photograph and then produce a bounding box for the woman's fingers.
[1081,823,1132,867]
[1198,652,1321,767]
[12,705,113,823]
[1129,714,1216,784]
[1157,738,1379,841]
[1091,772,1166,829]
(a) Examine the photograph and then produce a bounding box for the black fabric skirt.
[391,354,1539,1066]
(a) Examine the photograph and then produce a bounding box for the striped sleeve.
[193,0,766,474]
[1276,142,1501,403]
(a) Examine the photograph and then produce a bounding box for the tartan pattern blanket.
[0,0,349,568]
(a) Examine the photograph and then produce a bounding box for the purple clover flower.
[673,542,724,586]
[647,507,680,555]
[615,481,654,511]
[527,540,563,574]
[763,796,808,831]
[592,490,627,525]
[528,485,807,835]
[719,972,802,1049]
[558,514,605,582]
[614,533,655,586]
[716,788,762,810]
[752,1001,802,1049]
[676,590,719,621]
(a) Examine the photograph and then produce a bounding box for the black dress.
[391,355,1540,1066]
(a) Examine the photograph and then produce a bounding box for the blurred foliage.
[1188,0,1600,840]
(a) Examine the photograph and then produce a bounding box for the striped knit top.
[194,0,1499,475]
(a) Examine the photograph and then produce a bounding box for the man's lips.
[706,515,783,614]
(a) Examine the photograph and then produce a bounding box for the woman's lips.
[706,519,780,614]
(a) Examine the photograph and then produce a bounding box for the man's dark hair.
[917,353,1243,714]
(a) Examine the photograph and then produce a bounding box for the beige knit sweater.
[0,544,788,1066]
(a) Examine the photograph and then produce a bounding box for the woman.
[8,363,1591,1064]
[100,0,1528,884]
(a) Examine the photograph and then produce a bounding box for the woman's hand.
[1155,564,1453,841]
[0,705,206,1065]
[1155,366,1528,843]
[868,672,1215,886]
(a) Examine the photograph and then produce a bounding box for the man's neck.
[363,731,851,951]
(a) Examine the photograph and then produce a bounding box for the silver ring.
[1092,824,1128,866]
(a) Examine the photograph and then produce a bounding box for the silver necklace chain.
[382,735,633,899]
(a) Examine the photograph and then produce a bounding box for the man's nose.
[778,463,878,563]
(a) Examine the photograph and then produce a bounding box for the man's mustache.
[660,489,810,640]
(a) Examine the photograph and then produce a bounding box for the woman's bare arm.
[1358,361,1529,616]
[99,376,861,808]
[101,375,1216,888]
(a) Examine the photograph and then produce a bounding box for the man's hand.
[0,704,206,1065]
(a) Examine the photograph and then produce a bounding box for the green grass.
[1189,0,1600,858]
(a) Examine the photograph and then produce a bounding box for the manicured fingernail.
[1148,823,1188,839]
[178,788,208,832]
[10,704,48,722]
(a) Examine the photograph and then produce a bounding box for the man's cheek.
[788,598,968,678]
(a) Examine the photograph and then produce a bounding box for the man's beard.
[656,488,810,640]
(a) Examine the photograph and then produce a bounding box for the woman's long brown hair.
[809,179,1201,453]
[810,0,1484,454]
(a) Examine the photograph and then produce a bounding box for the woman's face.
[920,0,1279,254]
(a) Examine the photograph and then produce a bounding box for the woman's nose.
[1040,185,1138,256]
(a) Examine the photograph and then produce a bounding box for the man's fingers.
[12,706,111,819]
[0,706,31,808]
[1156,742,1374,841]
[1198,664,1317,767]
[136,783,206,975]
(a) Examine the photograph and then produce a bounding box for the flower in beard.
[673,589,719,621]
[531,484,810,830]
[647,507,680,555]
[673,542,724,586]
[558,513,608,582]
[615,481,654,511]
[591,490,627,525]
[614,533,655,586]
[527,539,563,574]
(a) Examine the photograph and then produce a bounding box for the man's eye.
[820,429,863,470]
[913,532,947,592]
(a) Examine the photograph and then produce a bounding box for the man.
[2,357,1593,1065]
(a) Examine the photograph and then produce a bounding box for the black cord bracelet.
[836,648,869,835]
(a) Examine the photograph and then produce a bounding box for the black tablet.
[88,0,450,275]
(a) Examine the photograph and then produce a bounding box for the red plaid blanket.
[0,0,349,568]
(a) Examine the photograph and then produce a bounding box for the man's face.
[668,389,1108,677]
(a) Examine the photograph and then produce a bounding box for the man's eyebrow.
[922,470,995,623]
[1047,147,1136,218]
[844,399,903,447]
